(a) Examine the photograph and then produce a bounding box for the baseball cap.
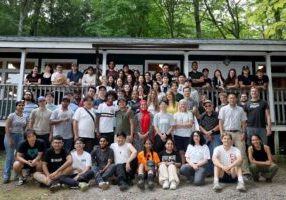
[203,100,212,105]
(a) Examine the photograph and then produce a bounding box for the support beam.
[274,131,280,155]
[102,51,107,76]
[17,49,26,101]
[183,52,189,77]
[265,54,275,123]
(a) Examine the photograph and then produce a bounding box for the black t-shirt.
[244,99,269,128]
[18,139,45,160]
[26,74,41,83]
[159,150,181,163]
[91,146,114,169]
[254,75,269,86]
[44,148,68,173]
[200,111,220,135]
[189,71,204,87]
[238,75,254,85]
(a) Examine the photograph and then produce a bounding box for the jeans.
[115,160,137,185]
[180,164,206,185]
[246,127,267,146]
[249,163,278,180]
[3,133,24,180]
[63,138,74,152]
[206,134,221,176]
[81,164,116,184]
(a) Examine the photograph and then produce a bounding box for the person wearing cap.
[115,97,135,143]
[45,92,57,111]
[96,91,118,144]
[67,63,83,86]
[29,96,52,148]
[254,67,269,90]
[199,99,220,176]
[3,100,28,184]
[238,66,254,90]
[50,96,74,152]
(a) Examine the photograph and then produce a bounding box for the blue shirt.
[67,71,83,83]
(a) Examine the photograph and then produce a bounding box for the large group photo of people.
[2,60,278,194]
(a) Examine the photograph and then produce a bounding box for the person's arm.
[192,75,204,83]
[42,162,50,176]
[5,118,14,147]
[241,120,247,141]
[219,119,224,135]
[228,154,243,169]
[50,118,66,125]
[127,144,137,164]
[54,155,72,174]
[29,110,35,129]
[212,152,225,169]
[265,108,272,136]
[129,115,135,139]
[16,152,30,165]
[73,120,79,141]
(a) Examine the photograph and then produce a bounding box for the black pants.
[80,137,95,153]
[115,159,137,185]
[37,134,50,149]
[59,173,89,187]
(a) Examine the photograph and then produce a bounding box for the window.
[145,60,180,74]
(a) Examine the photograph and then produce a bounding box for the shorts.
[219,172,238,183]
[174,135,189,151]
[23,164,36,173]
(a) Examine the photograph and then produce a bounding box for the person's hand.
[138,132,144,139]
[27,160,33,167]
[31,159,38,167]
[126,162,131,172]
[9,138,15,148]
[74,135,79,141]
[265,160,272,166]
[206,131,213,141]
[160,134,167,142]
[192,163,199,170]
[49,134,53,142]
[49,171,58,180]
[223,166,231,174]
[127,135,133,143]
[73,175,80,181]
[266,127,272,136]
[96,132,101,139]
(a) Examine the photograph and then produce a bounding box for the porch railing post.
[102,50,107,76]
[265,53,275,123]
[17,49,26,100]
[184,52,189,77]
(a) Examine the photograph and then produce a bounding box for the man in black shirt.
[188,61,204,87]
[244,87,272,145]
[13,129,45,186]
[199,100,221,176]
[33,135,73,191]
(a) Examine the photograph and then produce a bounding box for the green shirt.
[115,109,134,135]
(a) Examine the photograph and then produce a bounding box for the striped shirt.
[97,102,117,133]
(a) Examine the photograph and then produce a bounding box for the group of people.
[3,61,277,193]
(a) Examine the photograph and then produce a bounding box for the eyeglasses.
[204,105,212,107]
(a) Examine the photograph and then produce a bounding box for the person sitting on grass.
[13,129,44,186]
[58,138,92,191]
[248,134,278,182]
[33,135,73,192]
[110,132,138,191]
[158,138,181,190]
[212,133,246,192]
[71,136,114,190]
[137,139,160,190]
[180,131,210,186]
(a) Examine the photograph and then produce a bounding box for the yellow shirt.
[167,102,178,115]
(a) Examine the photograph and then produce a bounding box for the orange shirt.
[137,151,160,171]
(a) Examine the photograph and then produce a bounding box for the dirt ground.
[0,153,286,200]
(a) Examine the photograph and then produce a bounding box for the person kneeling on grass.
[180,131,210,186]
[212,133,246,192]
[110,132,138,191]
[33,135,73,191]
[137,138,160,190]
[13,129,44,186]
[248,134,278,182]
[158,138,181,190]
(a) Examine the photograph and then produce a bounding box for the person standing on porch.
[106,61,119,80]
[188,61,204,88]
[67,63,83,86]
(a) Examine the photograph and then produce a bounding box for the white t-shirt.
[185,144,210,164]
[71,150,92,173]
[173,111,194,137]
[97,103,116,133]
[82,74,96,86]
[110,142,132,164]
[213,145,241,166]
[73,107,96,138]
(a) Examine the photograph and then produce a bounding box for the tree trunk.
[30,0,44,36]
[193,0,201,38]
[274,9,282,39]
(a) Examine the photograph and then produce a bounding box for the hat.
[62,95,70,101]
[37,96,46,101]
[203,100,212,105]
[98,85,107,91]
[118,97,127,102]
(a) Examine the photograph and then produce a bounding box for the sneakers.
[243,174,253,183]
[137,177,145,190]
[236,182,246,192]
[3,178,10,184]
[98,181,109,190]
[147,174,155,190]
[79,182,89,192]
[16,177,26,186]
[169,181,177,190]
[119,182,129,191]
[49,183,62,192]
[213,182,223,192]
[162,180,169,190]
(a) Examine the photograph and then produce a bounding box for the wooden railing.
[0,84,285,125]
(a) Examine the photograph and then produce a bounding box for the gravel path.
[50,169,286,200]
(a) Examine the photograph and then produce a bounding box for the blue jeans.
[63,138,74,152]
[206,134,221,176]
[3,133,24,180]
